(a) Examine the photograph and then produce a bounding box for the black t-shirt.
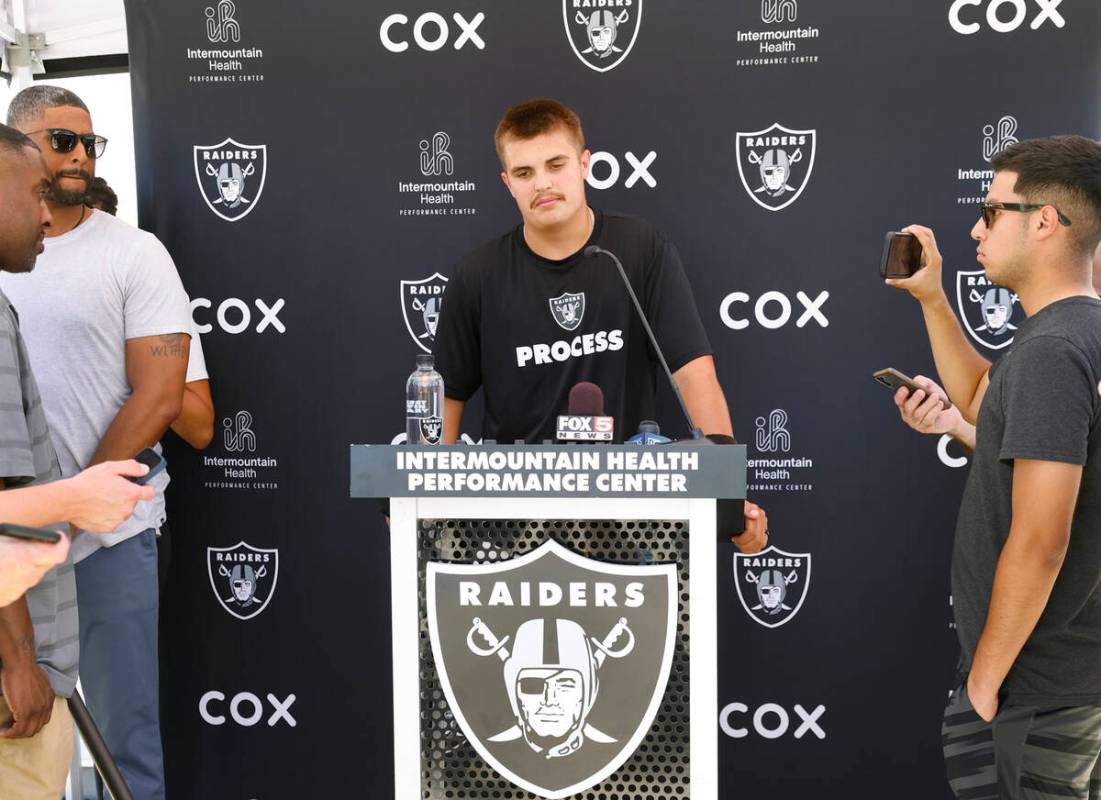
[953,296,1101,706]
[432,210,712,443]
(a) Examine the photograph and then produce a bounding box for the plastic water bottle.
[627,420,672,445]
[406,354,444,445]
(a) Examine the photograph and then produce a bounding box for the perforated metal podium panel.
[417,518,691,799]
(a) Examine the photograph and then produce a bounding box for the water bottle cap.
[416,354,434,370]
[638,420,660,435]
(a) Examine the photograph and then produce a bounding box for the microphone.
[584,245,704,440]
[556,382,615,442]
[627,420,672,445]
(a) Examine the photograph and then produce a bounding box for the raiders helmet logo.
[562,1,643,73]
[735,123,816,212]
[549,292,586,332]
[193,138,267,222]
[400,273,449,353]
[207,541,279,620]
[427,539,676,798]
[419,415,443,445]
[733,545,811,629]
[955,270,1020,351]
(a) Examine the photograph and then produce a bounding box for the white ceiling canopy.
[2,0,126,81]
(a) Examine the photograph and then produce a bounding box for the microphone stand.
[585,245,704,440]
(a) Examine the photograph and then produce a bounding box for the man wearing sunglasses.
[887,136,1101,799]
[2,86,192,800]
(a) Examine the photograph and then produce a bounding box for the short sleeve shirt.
[185,316,209,383]
[432,210,712,443]
[952,296,1101,706]
[0,289,78,697]
[0,210,192,562]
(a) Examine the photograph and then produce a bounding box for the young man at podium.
[431,99,767,552]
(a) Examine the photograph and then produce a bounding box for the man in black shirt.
[888,136,1101,799]
[433,99,767,551]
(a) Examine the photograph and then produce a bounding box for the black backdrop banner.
[122,1,1101,797]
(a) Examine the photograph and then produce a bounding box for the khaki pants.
[0,696,73,800]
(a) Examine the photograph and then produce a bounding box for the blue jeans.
[75,529,165,800]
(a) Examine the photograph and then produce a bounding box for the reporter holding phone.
[0,459,153,607]
[886,137,1101,799]
[0,120,92,798]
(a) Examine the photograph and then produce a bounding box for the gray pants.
[943,678,1101,799]
[75,529,165,800]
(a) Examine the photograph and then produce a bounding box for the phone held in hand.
[128,448,166,485]
[872,367,953,409]
[880,231,923,279]
[0,523,62,544]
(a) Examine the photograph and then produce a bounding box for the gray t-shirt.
[0,289,78,697]
[0,210,191,563]
[953,295,1101,706]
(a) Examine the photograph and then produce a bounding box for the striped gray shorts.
[943,680,1101,799]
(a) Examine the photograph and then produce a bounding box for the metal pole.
[67,690,134,800]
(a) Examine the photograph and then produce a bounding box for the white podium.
[351,444,746,800]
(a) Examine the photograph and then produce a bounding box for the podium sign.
[350,443,747,499]
[427,540,677,798]
[352,444,742,799]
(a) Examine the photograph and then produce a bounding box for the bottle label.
[417,416,443,445]
[407,399,430,415]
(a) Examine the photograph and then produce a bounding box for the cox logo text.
[586,151,657,190]
[720,290,829,330]
[719,702,826,740]
[949,0,1064,34]
[380,11,485,52]
[192,298,286,335]
[199,691,297,728]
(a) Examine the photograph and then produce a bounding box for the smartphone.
[873,368,952,409]
[880,232,923,279]
[128,448,166,485]
[0,523,62,544]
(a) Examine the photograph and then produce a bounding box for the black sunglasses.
[980,201,1072,229]
[27,128,108,159]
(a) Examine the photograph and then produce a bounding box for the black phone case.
[0,524,62,544]
[880,232,919,279]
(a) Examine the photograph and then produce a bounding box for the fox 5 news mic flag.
[123,0,1101,796]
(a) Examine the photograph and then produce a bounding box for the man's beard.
[48,171,92,206]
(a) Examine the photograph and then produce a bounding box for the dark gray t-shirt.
[953,295,1101,706]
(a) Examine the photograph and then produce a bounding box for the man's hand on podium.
[732,500,768,554]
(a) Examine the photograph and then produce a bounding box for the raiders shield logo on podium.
[427,539,676,798]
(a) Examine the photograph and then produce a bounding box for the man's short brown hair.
[990,135,1101,259]
[494,99,585,168]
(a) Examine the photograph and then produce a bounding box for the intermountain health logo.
[398,130,478,217]
[956,115,1020,206]
[203,410,280,491]
[194,138,267,222]
[563,0,642,73]
[747,409,814,493]
[735,124,816,211]
[735,0,821,68]
[207,541,279,620]
[427,540,676,798]
[185,1,265,84]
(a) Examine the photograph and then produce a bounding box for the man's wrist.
[918,289,950,311]
[51,480,78,525]
[967,657,1003,697]
[1,640,38,671]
